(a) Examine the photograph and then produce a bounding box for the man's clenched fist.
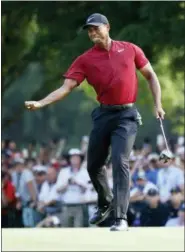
[25,101,42,110]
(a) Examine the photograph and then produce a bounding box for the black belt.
[100,103,134,110]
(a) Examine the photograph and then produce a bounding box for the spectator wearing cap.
[130,170,158,215]
[33,165,47,193]
[166,187,184,219]
[12,158,38,227]
[157,156,184,203]
[2,171,17,227]
[56,148,90,227]
[130,171,158,199]
[131,153,159,186]
[32,165,47,224]
[36,167,61,226]
[140,189,170,226]
[165,202,185,227]
[146,153,160,185]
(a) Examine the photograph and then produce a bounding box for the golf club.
[158,118,173,163]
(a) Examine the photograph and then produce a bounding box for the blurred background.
[1,1,184,229]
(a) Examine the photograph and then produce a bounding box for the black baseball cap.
[83,13,109,29]
[170,186,181,194]
[147,188,159,196]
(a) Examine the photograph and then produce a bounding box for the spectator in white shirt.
[33,165,47,192]
[165,202,185,227]
[32,165,47,224]
[37,167,61,216]
[56,148,90,227]
[157,158,184,203]
[36,167,62,228]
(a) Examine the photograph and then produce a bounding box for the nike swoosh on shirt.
[117,49,124,53]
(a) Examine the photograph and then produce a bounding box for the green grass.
[2,227,184,251]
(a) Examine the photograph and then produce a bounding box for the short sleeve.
[131,43,149,69]
[24,170,34,183]
[63,56,86,85]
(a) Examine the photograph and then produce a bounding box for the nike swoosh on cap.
[87,17,94,23]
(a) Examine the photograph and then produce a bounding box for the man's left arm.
[132,43,165,119]
[139,63,165,119]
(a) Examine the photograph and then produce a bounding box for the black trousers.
[87,105,139,220]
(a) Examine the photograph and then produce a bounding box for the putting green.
[2,227,184,251]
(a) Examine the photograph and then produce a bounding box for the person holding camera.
[56,148,90,227]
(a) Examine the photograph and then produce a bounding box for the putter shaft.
[159,118,170,152]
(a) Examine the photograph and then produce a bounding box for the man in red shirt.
[2,171,16,227]
[25,13,165,231]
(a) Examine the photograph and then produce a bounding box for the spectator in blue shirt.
[132,153,159,185]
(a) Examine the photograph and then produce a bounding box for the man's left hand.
[154,106,165,119]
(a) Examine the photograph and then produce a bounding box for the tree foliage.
[2,1,184,144]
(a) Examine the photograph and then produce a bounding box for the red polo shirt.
[2,181,16,214]
[63,40,148,105]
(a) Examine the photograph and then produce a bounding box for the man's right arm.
[25,78,78,110]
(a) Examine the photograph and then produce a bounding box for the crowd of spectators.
[1,134,184,228]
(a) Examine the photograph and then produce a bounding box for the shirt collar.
[93,39,114,52]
